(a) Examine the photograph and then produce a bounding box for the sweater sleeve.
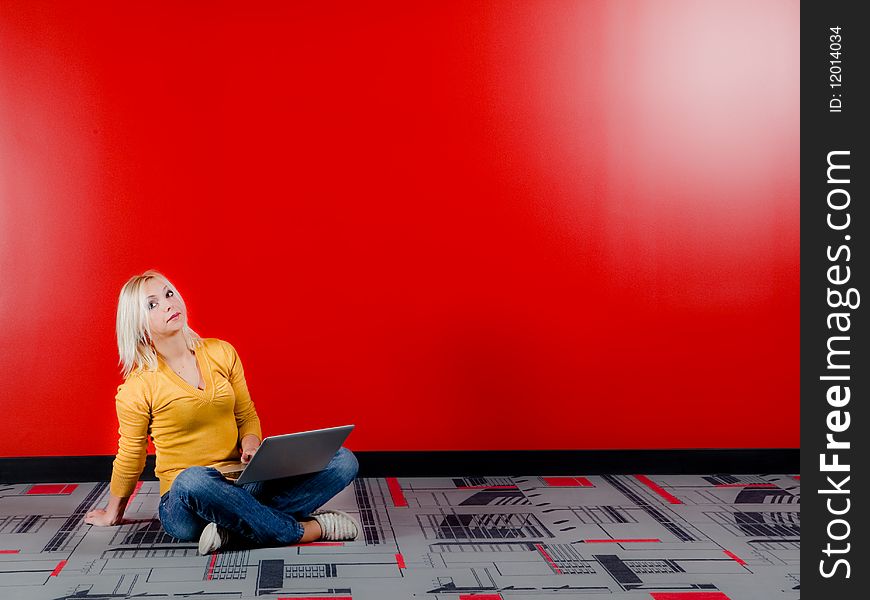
[109,374,151,498]
[224,341,263,442]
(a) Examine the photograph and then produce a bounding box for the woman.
[84,270,359,554]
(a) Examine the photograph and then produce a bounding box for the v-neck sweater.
[109,338,263,497]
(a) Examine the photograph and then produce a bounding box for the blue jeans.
[158,447,359,547]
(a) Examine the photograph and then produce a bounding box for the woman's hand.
[240,434,261,464]
[84,508,123,526]
[241,445,259,464]
[84,493,129,526]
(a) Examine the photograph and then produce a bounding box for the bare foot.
[298,519,322,543]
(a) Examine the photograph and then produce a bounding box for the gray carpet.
[0,473,799,599]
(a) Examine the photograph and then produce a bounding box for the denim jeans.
[158,447,359,547]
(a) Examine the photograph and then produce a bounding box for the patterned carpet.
[0,473,800,599]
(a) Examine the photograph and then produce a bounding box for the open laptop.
[216,424,354,485]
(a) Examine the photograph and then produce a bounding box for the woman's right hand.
[84,508,123,526]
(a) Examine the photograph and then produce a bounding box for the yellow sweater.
[110,338,263,497]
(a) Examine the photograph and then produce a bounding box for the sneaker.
[310,509,360,541]
[198,522,230,555]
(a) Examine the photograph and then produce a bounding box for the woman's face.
[142,278,187,340]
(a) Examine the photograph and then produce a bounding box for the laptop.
[216,424,354,485]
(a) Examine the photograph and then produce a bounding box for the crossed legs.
[158,447,359,546]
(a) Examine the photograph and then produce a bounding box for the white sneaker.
[310,509,360,541]
[198,522,230,555]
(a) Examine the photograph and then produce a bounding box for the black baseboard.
[0,449,797,483]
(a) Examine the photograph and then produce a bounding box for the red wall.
[0,0,799,456]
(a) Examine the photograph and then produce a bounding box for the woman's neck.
[154,332,191,363]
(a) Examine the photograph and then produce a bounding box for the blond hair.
[116,270,202,378]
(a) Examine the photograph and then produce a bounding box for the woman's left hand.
[240,434,261,464]
[241,447,258,463]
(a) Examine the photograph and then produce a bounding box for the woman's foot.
[310,509,359,541]
[198,522,230,555]
[298,519,322,543]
